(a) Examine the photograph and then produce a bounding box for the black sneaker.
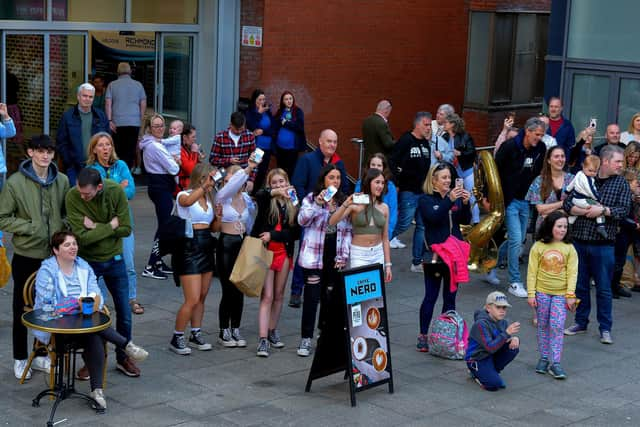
[189,331,212,351]
[157,261,173,275]
[218,328,237,347]
[142,265,167,280]
[288,294,301,308]
[268,329,284,348]
[256,338,270,357]
[169,334,191,355]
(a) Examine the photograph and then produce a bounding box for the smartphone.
[288,188,298,206]
[589,118,597,129]
[253,148,264,163]
[323,185,337,202]
[455,178,464,189]
[353,193,370,205]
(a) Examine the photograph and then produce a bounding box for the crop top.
[175,191,214,225]
[352,203,385,235]
[214,169,256,234]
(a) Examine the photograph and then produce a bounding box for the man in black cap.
[0,135,69,381]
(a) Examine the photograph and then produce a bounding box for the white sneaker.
[32,356,51,374]
[389,237,406,249]
[508,282,528,298]
[297,338,312,357]
[14,359,32,380]
[484,270,500,286]
[124,341,149,362]
[410,263,424,273]
[90,388,107,410]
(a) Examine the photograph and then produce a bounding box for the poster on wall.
[343,264,394,406]
[241,26,263,47]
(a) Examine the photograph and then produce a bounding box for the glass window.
[567,0,640,63]
[490,14,515,104]
[53,0,125,22]
[160,35,194,122]
[570,74,610,140]
[0,0,46,20]
[618,78,640,133]
[465,12,491,105]
[131,0,198,24]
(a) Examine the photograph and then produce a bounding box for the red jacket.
[176,144,199,194]
[431,237,470,292]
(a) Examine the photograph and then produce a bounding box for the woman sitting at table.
[32,231,148,410]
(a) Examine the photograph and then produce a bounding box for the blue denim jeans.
[123,232,137,301]
[573,241,614,332]
[290,228,305,297]
[505,199,529,284]
[393,191,425,265]
[467,345,519,391]
[89,257,131,363]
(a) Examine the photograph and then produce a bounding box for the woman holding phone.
[296,164,351,357]
[246,88,274,192]
[329,168,392,282]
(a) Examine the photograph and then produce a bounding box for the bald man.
[362,100,394,160]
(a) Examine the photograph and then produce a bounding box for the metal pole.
[351,138,363,181]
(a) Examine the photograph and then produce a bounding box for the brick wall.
[5,35,68,173]
[240,0,470,174]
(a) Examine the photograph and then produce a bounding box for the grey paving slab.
[2,194,640,426]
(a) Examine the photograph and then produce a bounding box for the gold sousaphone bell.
[461,149,505,272]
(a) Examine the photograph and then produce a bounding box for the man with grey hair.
[56,82,109,185]
[389,112,432,266]
[432,104,455,138]
[495,117,547,298]
[362,99,394,160]
[105,62,147,168]
[593,123,626,156]
[563,144,630,344]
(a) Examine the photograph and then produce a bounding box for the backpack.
[427,310,469,360]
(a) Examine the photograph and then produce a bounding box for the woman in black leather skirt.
[169,163,220,355]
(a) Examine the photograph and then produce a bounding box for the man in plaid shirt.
[563,144,630,344]
[209,112,256,193]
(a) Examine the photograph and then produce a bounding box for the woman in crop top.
[251,168,300,357]
[296,164,352,357]
[330,168,392,283]
[214,155,259,347]
[169,163,221,355]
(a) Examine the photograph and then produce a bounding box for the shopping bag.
[0,246,11,288]
[229,236,273,297]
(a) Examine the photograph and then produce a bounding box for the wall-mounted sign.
[242,26,263,48]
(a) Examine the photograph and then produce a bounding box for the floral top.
[525,172,575,229]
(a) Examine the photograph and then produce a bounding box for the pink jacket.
[431,236,470,292]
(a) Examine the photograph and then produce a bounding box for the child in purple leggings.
[527,211,578,379]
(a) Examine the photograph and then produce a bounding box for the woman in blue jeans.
[139,113,179,280]
[416,163,470,351]
[86,132,143,314]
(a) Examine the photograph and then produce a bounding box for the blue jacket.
[465,309,511,361]
[355,179,397,240]
[87,160,135,200]
[417,191,471,258]
[292,148,351,198]
[56,105,110,170]
[246,107,275,151]
[547,115,575,159]
[273,106,307,152]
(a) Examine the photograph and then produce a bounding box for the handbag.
[229,236,273,297]
[0,246,11,288]
[158,196,193,256]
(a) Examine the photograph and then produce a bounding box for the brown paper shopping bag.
[229,236,273,297]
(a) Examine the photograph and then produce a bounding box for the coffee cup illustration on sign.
[366,307,380,330]
[372,348,387,372]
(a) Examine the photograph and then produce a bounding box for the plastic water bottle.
[42,277,55,316]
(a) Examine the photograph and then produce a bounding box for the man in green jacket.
[362,99,394,162]
[0,134,69,380]
[65,167,140,377]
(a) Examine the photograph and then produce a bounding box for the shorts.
[349,243,384,269]
[174,229,215,276]
[270,248,292,272]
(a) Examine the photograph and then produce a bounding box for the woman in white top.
[169,163,220,355]
[214,156,259,347]
[621,112,640,144]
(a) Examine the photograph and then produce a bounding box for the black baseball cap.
[28,134,56,150]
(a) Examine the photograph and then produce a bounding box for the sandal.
[130,300,145,315]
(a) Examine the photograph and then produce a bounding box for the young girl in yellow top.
[527,210,577,379]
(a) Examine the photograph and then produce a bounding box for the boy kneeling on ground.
[465,291,520,391]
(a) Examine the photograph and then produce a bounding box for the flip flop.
[130,301,145,315]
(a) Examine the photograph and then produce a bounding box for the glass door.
[155,33,194,123]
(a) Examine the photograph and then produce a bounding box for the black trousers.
[114,126,139,168]
[276,147,299,181]
[216,233,244,329]
[12,254,44,360]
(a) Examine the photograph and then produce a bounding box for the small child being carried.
[565,155,607,238]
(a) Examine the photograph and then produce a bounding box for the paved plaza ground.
[2,191,640,426]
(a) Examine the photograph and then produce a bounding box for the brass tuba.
[463,149,504,272]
